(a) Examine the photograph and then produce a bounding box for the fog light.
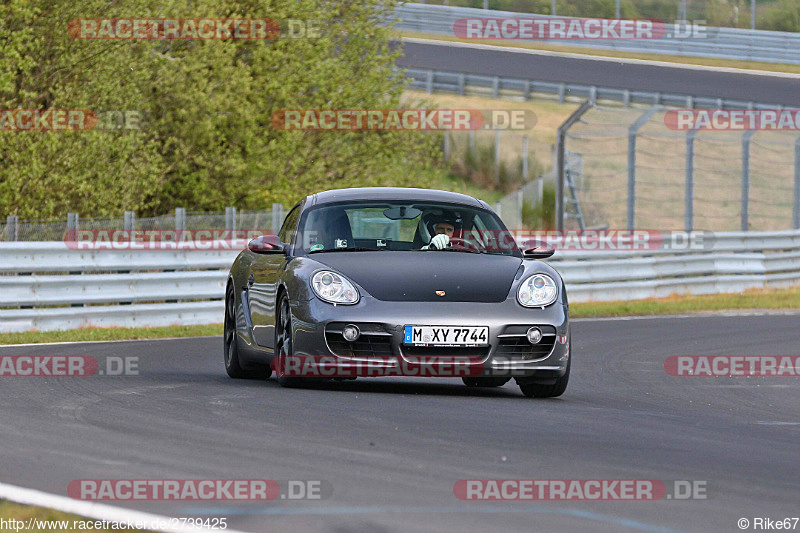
[526,327,542,344]
[342,324,360,342]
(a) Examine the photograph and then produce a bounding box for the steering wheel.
[448,236,481,252]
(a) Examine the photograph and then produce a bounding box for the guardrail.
[403,67,776,110]
[1,230,798,332]
[395,3,800,65]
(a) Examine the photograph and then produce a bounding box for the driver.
[422,214,460,250]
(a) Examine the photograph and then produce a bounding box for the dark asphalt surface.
[2,314,800,532]
[396,40,800,107]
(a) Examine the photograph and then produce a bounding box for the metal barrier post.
[175,207,186,231]
[627,106,660,230]
[6,215,18,241]
[556,100,593,230]
[225,207,236,231]
[522,135,529,181]
[742,130,756,231]
[67,212,79,234]
[685,130,697,232]
[123,211,135,231]
[272,203,284,235]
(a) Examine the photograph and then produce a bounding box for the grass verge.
[571,286,800,317]
[397,31,800,75]
[0,324,221,345]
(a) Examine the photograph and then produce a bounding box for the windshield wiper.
[308,247,383,254]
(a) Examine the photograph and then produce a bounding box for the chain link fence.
[561,105,800,231]
[1,205,285,242]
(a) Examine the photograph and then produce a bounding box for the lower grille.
[325,323,393,357]
[496,325,557,360]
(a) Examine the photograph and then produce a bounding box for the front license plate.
[404,326,489,347]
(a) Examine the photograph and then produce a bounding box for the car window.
[297,201,520,256]
[278,204,301,247]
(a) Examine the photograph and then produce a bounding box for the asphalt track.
[396,39,800,107]
[2,314,800,532]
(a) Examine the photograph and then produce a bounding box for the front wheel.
[274,294,309,388]
[518,355,570,398]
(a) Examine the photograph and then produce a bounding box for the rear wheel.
[462,377,510,388]
[518,355,570,398]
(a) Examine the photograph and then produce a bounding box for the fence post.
[272,203,284,235]
[6,215,18,241]
[175,207,186,231]
[522,135,529,181]
[494,129,500,183]
[458,73,465,96]
[627,106,660,231]
[123,211,135,231]
[443,131,450,163]
[742,130,756,231]
[516,189,524,228]
[685,129,697,232]
[492,76,499,99]
[794,136,800,230]
[556,100,593,230]
[225,206,236,231]
[67,212,79,234]
[551,0,556,15]
[425,70,433,94]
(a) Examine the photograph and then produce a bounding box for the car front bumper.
[285,294,570,379]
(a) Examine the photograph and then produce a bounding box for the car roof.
[306,187,486,209]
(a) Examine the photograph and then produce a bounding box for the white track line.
[402,37,800,79]
[0,481,248,532]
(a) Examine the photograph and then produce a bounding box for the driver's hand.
[428,234,450,250]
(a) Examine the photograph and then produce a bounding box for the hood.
[310,251,522,302]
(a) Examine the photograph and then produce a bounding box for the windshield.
[296,201,521,257]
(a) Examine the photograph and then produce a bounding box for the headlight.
[312,270,359,305]
[517,274,558,307]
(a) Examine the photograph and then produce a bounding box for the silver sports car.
[224,187,571,398]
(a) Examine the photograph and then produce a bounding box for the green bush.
[0,0,445,218]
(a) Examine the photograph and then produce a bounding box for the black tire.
[462,377,510,388]
[224,284,270,379]
[518,355,570,398]
[274,294,307,388]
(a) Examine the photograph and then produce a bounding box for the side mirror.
[522,240,556,259]
[248,234,285,254]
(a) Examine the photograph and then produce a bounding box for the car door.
[247,203,301,350]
